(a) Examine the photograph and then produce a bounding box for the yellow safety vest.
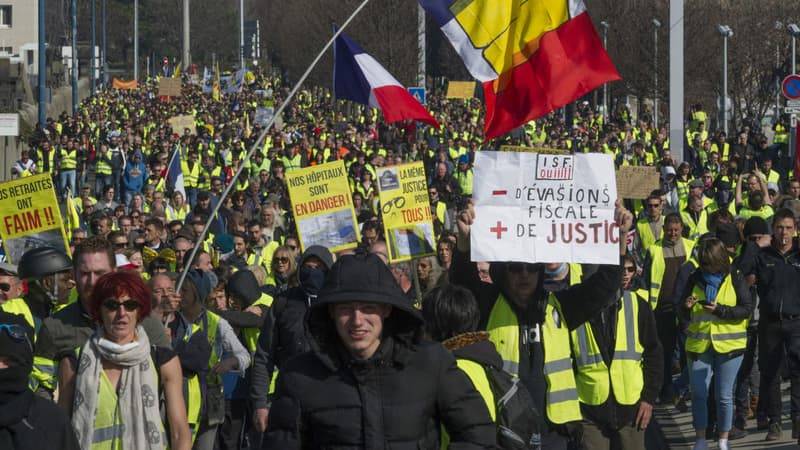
[570,291,644,406]
[96,152,113,176]
[166,204,190,222]
[774,124,788,145]
[681,210,709,241]
[0,297,34,330]
[486,293,581,424]
[454,168,473,196]
[675,179,691,202]
[60,148,77,170]
[647,238,695,310]
[441,358,496,449]
[242,293,274,356]
[685,274,748,354]
[91,357,164,450]
[738,205,774,222]
[636,217,664,253]
[181,161,200,188]
[184,310,223,440]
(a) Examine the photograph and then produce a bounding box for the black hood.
[307,250,423,369]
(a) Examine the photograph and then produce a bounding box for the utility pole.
[183,0,190,70]
[417,4,425,87]
[669,0,684,164]
[240,0,245,69]
[91,0,96,95]
[71,0,78,114]
[102,0,107,85]
[134,0,139,80]
[38,0,46,126]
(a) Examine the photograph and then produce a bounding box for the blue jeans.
[689,349,743,432]
[59,169,76,197]
[95,174,113,199]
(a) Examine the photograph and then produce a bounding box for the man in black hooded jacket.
[261,250,495,449]
[250,245,334,432]
[0,311,79,449]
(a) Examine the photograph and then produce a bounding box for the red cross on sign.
[490,221,508,239]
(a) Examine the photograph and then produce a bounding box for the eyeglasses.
[113,242,128,248]
[507,263,541,274]
[0,323,32,352]
[646,203,661,208]
[102,299,141,312]
[131,214,140,219]
[0,283,11,292]
[624,266,636,273]
[274,257,290,264]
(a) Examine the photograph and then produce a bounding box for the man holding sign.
[452,194,633,449]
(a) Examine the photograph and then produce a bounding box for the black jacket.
[262,251,495,449]
[262,336,495,449]
[738,241,800,317]
[0,389,79,449]
[250,287,313,409]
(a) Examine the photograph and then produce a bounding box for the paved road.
[655,382,799,449]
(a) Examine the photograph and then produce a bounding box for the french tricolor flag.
[334,28,439,128]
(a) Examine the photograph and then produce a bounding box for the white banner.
[471,151,619,264]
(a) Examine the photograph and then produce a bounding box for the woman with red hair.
[57,271,191,450]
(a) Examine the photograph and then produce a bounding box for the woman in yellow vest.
[680,238,752,450]
[58,271,191,450]
[166,191,191,223]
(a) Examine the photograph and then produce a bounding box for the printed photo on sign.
[286,161,360,253]
[377,162,436,262]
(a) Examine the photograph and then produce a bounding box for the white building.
[0,1,38,75]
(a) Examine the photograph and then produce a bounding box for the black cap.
[743,217,770,237]
[715,223,740,248]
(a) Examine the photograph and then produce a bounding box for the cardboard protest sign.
[376,162,436,262]
[0,174,70,263]
[616,166,660,199]
[286,161,359,253]
[472,151,619,264]
[158,78,182,97]
[446,81,476,99]
[168,115,196,135]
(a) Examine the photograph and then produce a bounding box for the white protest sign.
[472,151,618,264]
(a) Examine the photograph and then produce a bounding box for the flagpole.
[176,0,374,293]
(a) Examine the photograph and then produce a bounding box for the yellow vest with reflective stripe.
[181,161,200,188]
[0,297,34,330]
[685,274,748,354]
[184,310,223,440]
[774,124,788,144]
[242,293,274,356]
[675,179,690,201]
[570,291,644,406]
[96,152,112,175]
[647,238,694,310]
[60,148,77,170]
[486,293,581,424]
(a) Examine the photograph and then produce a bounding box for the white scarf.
[72,325,165,450]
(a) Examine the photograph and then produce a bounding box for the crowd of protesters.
[0,66,797,450]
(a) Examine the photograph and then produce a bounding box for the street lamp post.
[789,24,800,74]
[718,25,733,135]
[653,19,661,132]
[600,21,609,121]
[134,0,138,80]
